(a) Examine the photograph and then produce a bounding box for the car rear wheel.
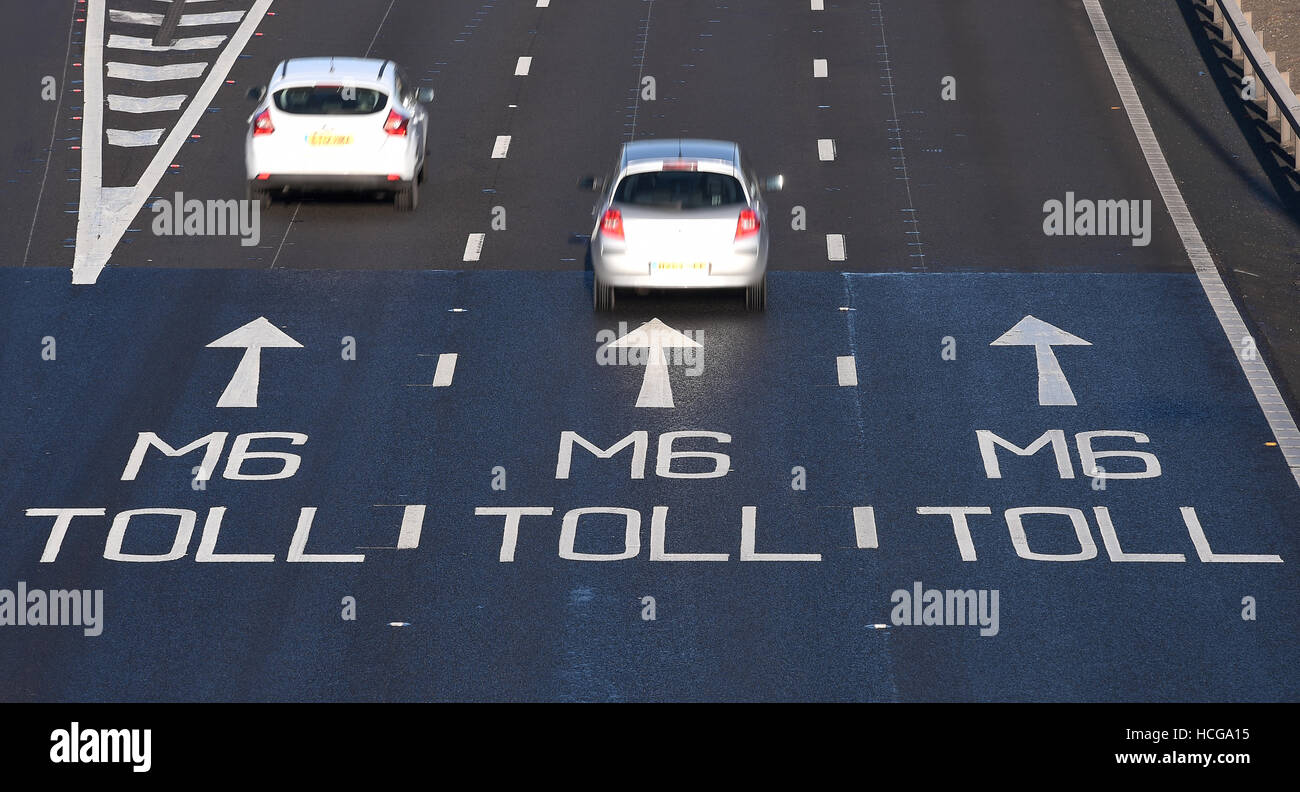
[246,182,271,210]
[593,276,616,312]
[745,275,767,312]
[395,179,418,212]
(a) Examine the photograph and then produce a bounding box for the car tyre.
[593,275,615,312]
[246,181,271,210]
[745,274,767,312]
[395,179,418,212]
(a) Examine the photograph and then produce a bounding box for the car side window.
[396,70,415,107]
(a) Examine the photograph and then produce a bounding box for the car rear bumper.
[592,246,766,289]
[250,174,410,192]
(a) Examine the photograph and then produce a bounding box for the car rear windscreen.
[273,86,387,114]
[614,171,745,209]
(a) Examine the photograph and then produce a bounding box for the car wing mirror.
[247,85,267,103]
[578,175,606,192]
[416,87,435,103]
[763,174,785,192]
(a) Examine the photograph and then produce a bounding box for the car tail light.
[601,208,624,241]
[662,160,697,171]
[735,208,760,241]
[252,109,274,136]
[383,109,409,136]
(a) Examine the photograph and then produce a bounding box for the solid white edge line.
[837,355,858,387]
[1082,0,1300,487]
[74,0,106,280]
[432,353,458,387]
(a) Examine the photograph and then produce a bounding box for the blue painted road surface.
[0,269,1295,701]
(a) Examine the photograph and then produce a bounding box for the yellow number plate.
[652,261,708,273]
[307,132,353,146]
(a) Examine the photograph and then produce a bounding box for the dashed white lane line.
[107,94,186,113]
[813,58,828,78]
[853,507,877,549]
[432,353,458,387]
[396,505,426,549]
[463,233,485,261]
[1082,0,1300,487]
[826,233,846,261]
[817,138,836,161]
[106,128,164,147]
[536,0,550,6]
[515,56,532,75]
[106,62,207,81]
[811,0,824,9]
[491,135,511,158]
[837,355,858,387]
[107,33,226,51]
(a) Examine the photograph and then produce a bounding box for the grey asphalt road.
[0,0,1297,702]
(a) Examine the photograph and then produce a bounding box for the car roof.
[271,57,395,84]
[621,139,740,168]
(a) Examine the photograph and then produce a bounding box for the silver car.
[583,139,783,311]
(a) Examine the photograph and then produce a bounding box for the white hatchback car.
[583,139,783,311]
[245,57,432,211]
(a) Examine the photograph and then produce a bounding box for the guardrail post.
[1281,72,1297,156]
[1267,52,1280,121]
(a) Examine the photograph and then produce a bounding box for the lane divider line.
[853,507,877,549]
[817,138,836,161]
[837,355,858,386]
[826,233,846,261]
[432,353,458,387]
[813,58,828,78]
[491,135,511,158]
[515,56,532,75]
[463,233,485,261]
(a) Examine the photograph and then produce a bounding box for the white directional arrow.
[990,315,1091,406]
[603,318,702,408]
[206,317,303,408]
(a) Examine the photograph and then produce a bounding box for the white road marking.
[1083,0,1300,485]
[536,0,550,6]
[491,135,511,158]
[462,233,485,261]
[107,33,226,51]
[392,504,423,546]
[853,506,877,549]
[813,58,828,77]
[109,10,245,26]
[836,355,857,387]
[515,56,532,75]
[74,0,275,284]
[106,61,207,81]
[206,317,302,409]
[106,128,164,147]
[826,233,846,261]
[432,353,458,387]
[990,315,1091,407]
[811,0,824,9]
[817,138,836,161]
[107,94,186,113]
[604,319,703,409]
